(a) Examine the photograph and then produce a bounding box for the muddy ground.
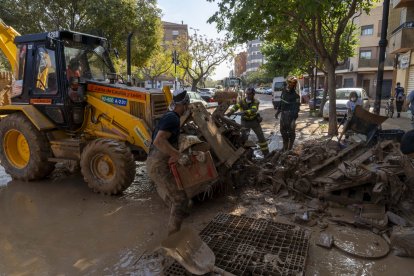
[0,94,413,275]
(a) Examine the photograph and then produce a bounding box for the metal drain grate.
[164,213,310,275]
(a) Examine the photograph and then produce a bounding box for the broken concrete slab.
[316,232,334,249]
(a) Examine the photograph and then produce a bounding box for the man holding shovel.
[146,89,190,235]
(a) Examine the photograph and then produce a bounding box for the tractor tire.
[0,113,54,180]
[80,139,136,195]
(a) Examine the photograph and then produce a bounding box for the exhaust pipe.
[126,32,133,86]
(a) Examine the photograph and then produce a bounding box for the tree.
[174,32,233,91]
[245,69,272,86]
[139,50,172,88]
[208,0,376,135]
[0,0,162,68]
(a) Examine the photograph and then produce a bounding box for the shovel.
[161,228,235,275]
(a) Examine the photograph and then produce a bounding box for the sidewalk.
[377,109,413,132]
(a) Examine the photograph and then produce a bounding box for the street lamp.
[172,50,179,90]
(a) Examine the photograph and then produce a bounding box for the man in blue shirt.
[146,89,190,235]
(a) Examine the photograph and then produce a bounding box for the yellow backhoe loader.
[0,20,172,194]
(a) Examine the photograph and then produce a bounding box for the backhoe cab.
[0,28,171,194]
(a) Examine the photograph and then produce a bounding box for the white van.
[272,77,286,109]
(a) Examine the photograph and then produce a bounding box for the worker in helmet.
[226,87,269,156]
[278,77,300,151]
[36,50,52,91]
[146,89,191,236]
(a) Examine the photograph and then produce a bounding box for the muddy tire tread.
[0,113,54,180]
[80,139,136,195]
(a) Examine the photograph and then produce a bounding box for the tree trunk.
[191,80,198,91]
[326,63,338,136]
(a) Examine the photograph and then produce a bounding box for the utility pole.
[374,0,390,115]
[172,50,179,90]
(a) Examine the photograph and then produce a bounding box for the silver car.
[323,88,370,119]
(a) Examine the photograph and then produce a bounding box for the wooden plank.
[304,143,361,176]
[188,104,241,168]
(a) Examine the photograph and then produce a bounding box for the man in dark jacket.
[395,82,405,118]
[146,89,190,235]
[226,87,269,156]
[278,77,300,150]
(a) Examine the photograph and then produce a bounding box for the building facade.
[388,0,414,93]
[162,21,188,44]
[234,51,247,77]
[246,39,265,73]
[335,1,394,98]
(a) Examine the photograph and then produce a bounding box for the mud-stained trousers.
[146,152,188,235]
[241,119,269,155]
[280,111,297,150]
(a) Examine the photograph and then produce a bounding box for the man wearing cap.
[146,89,190,235]
[226,87,269,156]
[278,77,300,151]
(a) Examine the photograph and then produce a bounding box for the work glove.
[178,153,191,166]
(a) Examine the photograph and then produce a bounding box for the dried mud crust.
[80,139,136,195]
[0,113,54,180]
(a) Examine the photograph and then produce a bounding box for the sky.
[157,0,233,80]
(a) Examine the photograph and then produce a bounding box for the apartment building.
[335,1,394,98]
[388,0,414,93]
[162,21,188,44]
[246,39,265,73]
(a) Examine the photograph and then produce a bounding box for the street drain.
[164,213,310,275]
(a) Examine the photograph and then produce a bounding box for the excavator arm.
[0,19,20,72]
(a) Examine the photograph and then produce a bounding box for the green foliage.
[245,69,272,86]
[0,0,162,67]
[139,49,172,88]
[208,0,378,135]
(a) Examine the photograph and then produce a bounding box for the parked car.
[198,87,216,96]
[323,88,370,119]
[308,89,324,109]
[264,87,272,95]
[188,91,209,108]
[255,87,266,94]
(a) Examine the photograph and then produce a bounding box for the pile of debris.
[240,137,414,258]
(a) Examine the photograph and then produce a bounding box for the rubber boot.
[167,206,186,236]
[282,138,289,151]
[397,113,401,118]
[288,139,294,150]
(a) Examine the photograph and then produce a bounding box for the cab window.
[34,46,58,95]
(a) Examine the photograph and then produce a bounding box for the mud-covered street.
[1,94,414,275]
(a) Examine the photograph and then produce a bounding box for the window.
[172,30,179,40]
[360,50,372,59]
[35,46,58,94]
[361,25,374,36]
[11,44,27,97]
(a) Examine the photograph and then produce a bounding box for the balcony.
[358,57,394,68]
[389,22,414,53]
[336,59,350,70]
[393,0,414,9]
